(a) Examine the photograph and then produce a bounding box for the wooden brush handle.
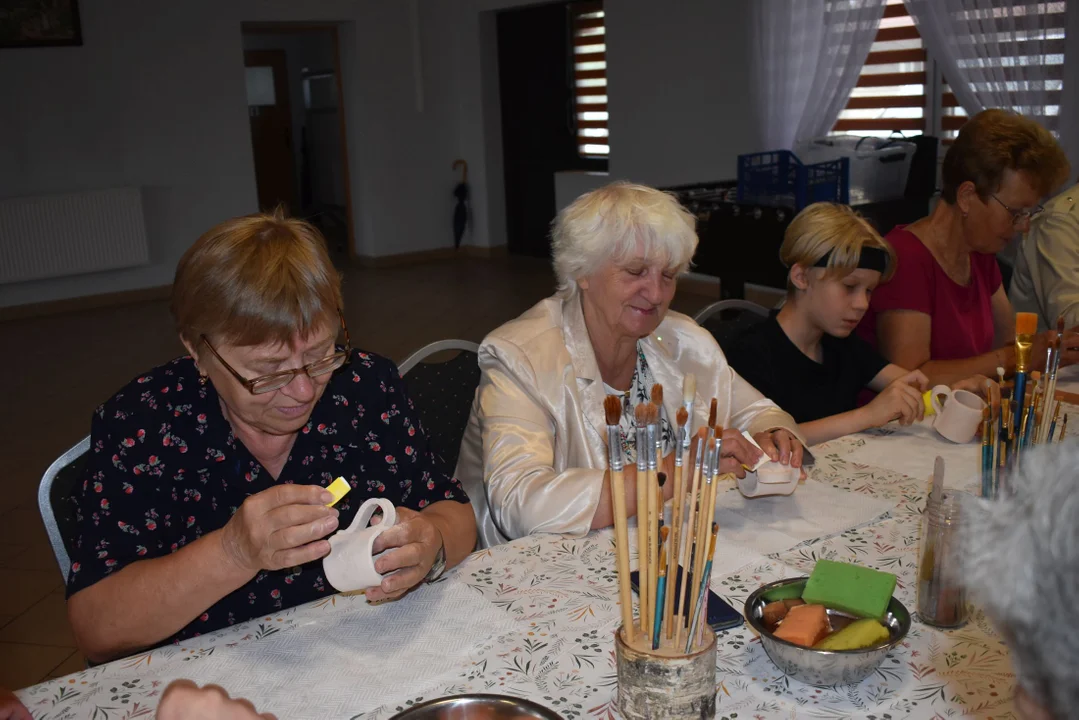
[609,469,635,643]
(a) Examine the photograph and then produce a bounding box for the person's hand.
[221,484,339,575]
[158,680,276,720]
[861,369,928,428]
[684,428,761,480]
[950,374,996,399]
[1032,329,1079,369]
[0,688,31,720]
[753,428,804,469]
[366,507,444,602]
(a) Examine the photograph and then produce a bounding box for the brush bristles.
[676,407,689,429]
[646,403,659,427]
[707,398,718,429]
[604,395,623,427]
[1016,312,1038,335]
[651,384,664,407]
[657,471,667,487]
[696,426,708,439]
[1058,316,1066,334]
[683,373,696,404]
[713,425,724,438]
[634,402,650,426]
[660,526,670,542]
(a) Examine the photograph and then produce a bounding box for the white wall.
[0,0,464,309]
[1,0,755,309]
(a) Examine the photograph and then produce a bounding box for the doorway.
[496,1,606,258]
[241,24,354,264]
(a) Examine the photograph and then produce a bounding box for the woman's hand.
[861,369,928,428]
[950,374,997,399]
[221,484,339,575]
[0,688,31,720]
[158,680,275,720]
[753,428,804,469]
[1032,329,1079,370]
[366,507,444,602]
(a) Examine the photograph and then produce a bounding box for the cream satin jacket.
[454,296,802,548]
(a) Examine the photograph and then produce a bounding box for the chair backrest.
[399,340,481,474]
[693,299,771,353]
[38,435,90,582]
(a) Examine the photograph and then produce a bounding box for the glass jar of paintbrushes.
[917,490,969,628]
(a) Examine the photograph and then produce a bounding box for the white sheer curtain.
[751,0,886,150]
[904,0,1065,130]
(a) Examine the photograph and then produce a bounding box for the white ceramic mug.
[929,385,986,444]
[323,497,397,593]
[737,461,800,498]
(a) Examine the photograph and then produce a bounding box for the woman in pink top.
[858,109,1079,386]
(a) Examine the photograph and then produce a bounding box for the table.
[17,429,1018,719]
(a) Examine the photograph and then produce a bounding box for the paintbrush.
[707,398,718,440]
[1060,413,1069,442]
[1048,402,1062,442]
[1014,313,1038,430]
[675,427,707,647]
[604,395,635,641]
[645,404,660,641]
[686,523,719,653]
[689,438,718,637]
[1041,323,1064,443]
[990,384,1001,498]
[1026,372,1042,447]
[666,407,689,640]
[653,533,668,650]
[651,384,665,454]
[981,406,991,498]
[634,403,650,638]
[683,373,696,432]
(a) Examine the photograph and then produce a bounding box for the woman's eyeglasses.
[990,194,1043,227]
[200,313,352,395]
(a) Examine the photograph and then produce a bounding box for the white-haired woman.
[455,182,806,547]
[962,443,1079,720]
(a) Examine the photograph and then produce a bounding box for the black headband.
[813,246,889,273]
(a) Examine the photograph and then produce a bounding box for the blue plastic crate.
[737,150,849,210]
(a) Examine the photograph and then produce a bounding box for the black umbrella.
[452,159,469,249]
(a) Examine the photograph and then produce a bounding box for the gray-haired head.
[961,442,1079,719]
[550,182,698,301]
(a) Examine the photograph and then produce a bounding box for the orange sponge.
[773,604,830,647]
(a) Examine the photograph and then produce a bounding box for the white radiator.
[0,188,150,285]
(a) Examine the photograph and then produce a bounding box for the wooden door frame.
[242,22,357,263]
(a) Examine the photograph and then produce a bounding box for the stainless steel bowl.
[388,695,564,720]
[744,577,911,686]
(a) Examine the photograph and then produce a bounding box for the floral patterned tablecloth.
[17,430,1017,719]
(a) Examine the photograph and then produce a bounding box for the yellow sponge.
[325,477,351,507]
[814,618,890,651]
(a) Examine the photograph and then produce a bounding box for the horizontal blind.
[941,1,1067,141]
[572,1,608,157]
[833,0,926,137]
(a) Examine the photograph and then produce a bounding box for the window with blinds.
[940,1,1067,141]
[834,0,926,138]
[572,2,608,157]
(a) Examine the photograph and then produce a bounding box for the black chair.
[399,340,481,473]
[38,436,90,582]
[693,299,771,353]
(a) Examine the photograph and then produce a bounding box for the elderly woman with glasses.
[66,212,476,663]
[856,109,1078,386]
[455,182,806,548]
[962,442,1079,720]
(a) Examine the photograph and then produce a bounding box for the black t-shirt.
[725,314,889,423]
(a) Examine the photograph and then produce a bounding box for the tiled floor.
[0,254,717,689]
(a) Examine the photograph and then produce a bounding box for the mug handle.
[343,497,397,535]
[930,385,952,416]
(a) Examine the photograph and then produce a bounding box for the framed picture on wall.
[0,0,83,49]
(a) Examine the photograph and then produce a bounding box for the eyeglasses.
[989,194,1044,226]
[200,312,352,395]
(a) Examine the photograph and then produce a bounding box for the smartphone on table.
[629,566,744,632]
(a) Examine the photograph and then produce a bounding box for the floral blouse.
[66,350,468,643]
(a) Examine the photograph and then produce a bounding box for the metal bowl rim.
[744,576,910,656]
[387,694,564,720]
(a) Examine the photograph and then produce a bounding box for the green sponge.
[801,560,896,620]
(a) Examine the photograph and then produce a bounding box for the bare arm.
[67,530,255,663]
[798,365,928,446]
[876,309,1013,387]
[68,484,337,663]
[990,285,1016,348]
[419,499,477,569]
